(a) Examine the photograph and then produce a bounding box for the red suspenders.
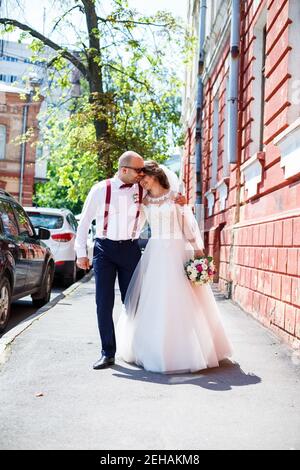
[103,180,143,239]
[103,179,112,237]
[131,183,144,239]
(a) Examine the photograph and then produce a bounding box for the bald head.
[118,150,145,184]
[118,151,144,169]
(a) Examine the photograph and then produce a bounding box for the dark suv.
[0,190,55,333]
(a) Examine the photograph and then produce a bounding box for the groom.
[75,151,186,370]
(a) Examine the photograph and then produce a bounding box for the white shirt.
[75,176,146,258]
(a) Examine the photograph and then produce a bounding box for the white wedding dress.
[116,192,233,374]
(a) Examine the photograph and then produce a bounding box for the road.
[0,281,65,339]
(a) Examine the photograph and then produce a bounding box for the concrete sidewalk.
[0,274,299,450]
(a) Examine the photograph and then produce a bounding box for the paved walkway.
[0,275,299,450]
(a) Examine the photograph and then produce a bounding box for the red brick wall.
[182,0,300,347]
[0,91,42,206]
[233,214,300,345]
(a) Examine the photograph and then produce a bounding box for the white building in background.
[0,40,48,87]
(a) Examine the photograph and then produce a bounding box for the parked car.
[25,207,80,287]
[0,190,54,333]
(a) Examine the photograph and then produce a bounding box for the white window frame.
[223,74,230,178]
[0,124,6,160]
[286,0,300,125]
[273,0,300,179]
[211,95,219,188]
[251,6,267,157]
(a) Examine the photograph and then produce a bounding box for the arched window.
[0,125,6,160]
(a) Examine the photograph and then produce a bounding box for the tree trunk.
[82,0,108,156]
[0,11,108,164]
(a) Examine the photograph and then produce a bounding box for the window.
[259,26,267,151]
[223,75,230,177]
[67,214,78,232]
[12,203,35,237]
[211,96,220,187]
[27,212,64,230]
[0,74,18,83]
[214,0,222,21]
[4,56,18,62]
[251,8,267,155]
[274,0,300,179]
[0,200,19,237]
[0,125,6,160]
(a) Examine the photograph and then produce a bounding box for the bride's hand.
[194,249,205,258]
[174,193,187,206]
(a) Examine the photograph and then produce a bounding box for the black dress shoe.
[93,356,115,370]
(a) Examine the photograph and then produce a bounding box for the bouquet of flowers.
[184,256,216,285]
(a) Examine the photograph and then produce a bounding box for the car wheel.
[62,261,77,287]
[32,265,53,308]
[0,277,12,333]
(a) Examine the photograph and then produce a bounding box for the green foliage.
[27,1,186,213]
[0,24,15,34]
[34,72,182,213]
[33,102,102,213]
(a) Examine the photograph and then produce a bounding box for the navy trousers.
[93,238,141,357]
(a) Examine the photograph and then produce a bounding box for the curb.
[0,270,94,366]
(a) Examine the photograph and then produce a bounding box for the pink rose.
[197,265,203,273]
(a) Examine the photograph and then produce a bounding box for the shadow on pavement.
[111,359,261,391]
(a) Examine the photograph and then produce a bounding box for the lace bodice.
[143,198,183,240]
[142,192,204,249]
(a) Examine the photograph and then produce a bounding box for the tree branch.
[51,5,84,34]
[97,16,170,28]
[0,18,88,77]
[103,63,154,93]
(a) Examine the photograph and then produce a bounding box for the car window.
[12,203,35,237]
[0,200,19,237]
[27,212,64,230]
[67,213,78,232]
[72,215,78,231]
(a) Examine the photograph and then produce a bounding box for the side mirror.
[38,227,51,240]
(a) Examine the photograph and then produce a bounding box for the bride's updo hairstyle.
[143,161,170,190]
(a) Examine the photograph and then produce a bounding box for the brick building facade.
[0,83,42,205]
[182,0,300,347]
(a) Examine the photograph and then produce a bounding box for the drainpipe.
[228,0,241,164]
[19,94,29,205]
[195,0,207,223]
[228,0,244,299]
[235,0,245,225]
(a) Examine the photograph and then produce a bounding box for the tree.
[1,0,185,211]
[33,66,182,212]
[0,0,182,167]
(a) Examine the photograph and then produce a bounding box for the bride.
[116,161,233,374]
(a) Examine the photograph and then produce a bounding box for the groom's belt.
[96,237,138,244]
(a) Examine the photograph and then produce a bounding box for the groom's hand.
[175,193,187,206]
[77,257,90,270]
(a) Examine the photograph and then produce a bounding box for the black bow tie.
[120,183,134,189]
